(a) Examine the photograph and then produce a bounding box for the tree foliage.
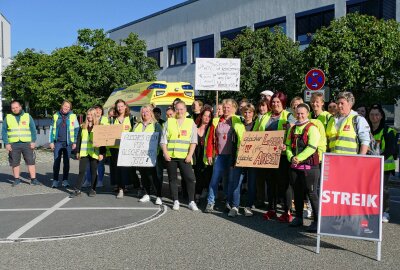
[204,27,303,103]
[3,29,158,115]
[304,13,400,105]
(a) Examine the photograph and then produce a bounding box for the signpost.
[117,132,159,167]
[317,153,384,261]
[305,68,325,91]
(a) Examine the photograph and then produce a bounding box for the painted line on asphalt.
[6,197,71,240]
[58,207,161,210]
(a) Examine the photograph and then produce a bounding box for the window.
[147,48,163,68]
[347,0,396,20]
[192,35,214,62]
[296,6,335,45]
[220,26,246,46]
[255,17,287,34]
[168,42,187,67]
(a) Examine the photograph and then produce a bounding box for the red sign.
[305,68,325,91]
[319,154,383,240]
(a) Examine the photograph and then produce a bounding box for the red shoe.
[278,213,293,223]
[263,210,277,220]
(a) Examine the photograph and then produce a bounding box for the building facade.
[0,12,11,126]
[108,0,399,86]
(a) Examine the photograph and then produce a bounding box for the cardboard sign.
[117,132,159,167]
[318,153,383,241]
[195,58,241,91]
[92,124,123,146]
[235,130,285,168]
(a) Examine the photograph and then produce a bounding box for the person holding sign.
[70,108,105,197]
[285,103,321,231]
[109,99,133,199]
[134,105,163,205]
[204,99,241,213]
[368,104,397,223]
[160,101,199,211]
[256,92,295,223]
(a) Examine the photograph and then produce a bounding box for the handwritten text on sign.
[236,131,285,168]
[195,58,241,91]
[117,132,159,167]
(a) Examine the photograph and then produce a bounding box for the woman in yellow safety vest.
[70,108,105,197]
[257,92,296,223]
[110,99,132,199]
[368,104,397,223]
[160,101,199,211]
[134,105,163,205]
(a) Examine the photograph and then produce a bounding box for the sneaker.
[116,189,124,199]
[188,201,199,211]
[155,197,163,205]
[263,210,277,220]
[69,190,82,198]
[278,213,293,223]
[228,207,239,217]
[88,189,96,197]
[51,180,60,188]
[289,217,303,227]
[81,181,91,188]
[306,221,318,233]
[30,179,42,186]
[303,208,312,219]
[244,207,253,217]
[12,179,21,187]
[139,194,150,202]
[382,212,390,223]
[172,200,180,211]
[62,180,70,187]
[205,203,214,213]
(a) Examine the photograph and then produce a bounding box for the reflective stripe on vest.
[79,129,99,159]
[374,128,396,171]
[167,118,193,159]
[326,114,358,154]
[52,113,77,143]
[6,113,32,143]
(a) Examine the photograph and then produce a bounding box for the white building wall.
[0,13,11,126]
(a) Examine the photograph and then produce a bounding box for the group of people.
[3,89,397,229]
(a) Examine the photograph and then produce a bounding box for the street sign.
[305,68,325,91]
[304,88,330,102]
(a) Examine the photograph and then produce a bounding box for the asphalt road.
[0,159,399,270]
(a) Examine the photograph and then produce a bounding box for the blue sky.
[0,0,186,56]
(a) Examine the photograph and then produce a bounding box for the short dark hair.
[93,104,104,115]
[10,100,22,106]
[153,107,161,114]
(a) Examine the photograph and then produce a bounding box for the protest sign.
[92,124,123,146]
[117,132,159,167]
[235,130,285,168]
[195,58,241,91]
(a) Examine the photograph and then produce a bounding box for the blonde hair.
[222,98,238,110]
[81,108,99,129]
[139,105,157,123]
[290,96,303,110]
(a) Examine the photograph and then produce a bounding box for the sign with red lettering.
[318,153,383,241]
[235,131,285,168]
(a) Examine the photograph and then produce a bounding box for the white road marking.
[6,197,71,240]
[58,207,161,210]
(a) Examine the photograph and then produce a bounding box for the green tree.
[3,29,158,115]
[304,13,400,105]
[204,27,303,103]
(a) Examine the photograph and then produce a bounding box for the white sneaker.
[81,181,91,188]
[228,207,239,217]
[172,200,180,211]
[188,201,199,211]
[139,194,150,202]
[62,180,70,187]
[303,209,312,218]
[155,197,163,205]
[244,207,253,217]
[116,189,124,199]
[382,212,390,223]
[51,180,59,188]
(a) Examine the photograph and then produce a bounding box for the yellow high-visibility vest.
[326,114,358,154]
[79,128,99,159]
[6,113,32,143]
[166,118,194,159]
[52,113,77,143]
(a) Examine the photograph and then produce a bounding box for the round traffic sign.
[305,68,325,91]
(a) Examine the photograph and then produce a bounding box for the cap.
[261,90,274,97]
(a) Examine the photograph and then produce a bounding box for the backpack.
[289,122,319,165]
[352,115,381,156]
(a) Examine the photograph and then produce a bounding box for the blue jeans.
[207,155,232,205]
[53,142,72,181]
[229,167,256,208]
[85,159,104,184]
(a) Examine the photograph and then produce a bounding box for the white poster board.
[117,132,159,167]
[195,58,241,91]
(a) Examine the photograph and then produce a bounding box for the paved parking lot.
[0,157,399,269]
